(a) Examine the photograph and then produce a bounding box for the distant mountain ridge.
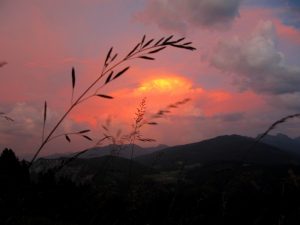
[42,134,300,169]
[136,135,300,169]
[44,144,168,160]
[31,134,300,184]
[260,133,300,156]
[31,155,153,184]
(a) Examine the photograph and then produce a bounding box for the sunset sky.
[1,0,300,157]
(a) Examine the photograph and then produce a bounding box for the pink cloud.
[1,1,300,156]
[273,19,300,44]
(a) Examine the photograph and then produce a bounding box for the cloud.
[0,102,91,156]
[273,18,300,44]
[212,20,300,95]
[211,112,245,122]
[136,0,242,33]
[280,7,300,29]
[0,103,45,137]
[268,92,300,111]
[245,0,300,28]
[67,72,268,146]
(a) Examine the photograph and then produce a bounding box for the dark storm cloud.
[136,0,243,33]
[212,112,245,122]
[281,7,300,28]
[212,21,300,95]
[245,0,300,28]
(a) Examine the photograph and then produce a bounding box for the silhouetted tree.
[0,149,30,224]
[0,148,29,186]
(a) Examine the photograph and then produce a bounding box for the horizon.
[1,0,300,158]
[17,132,300,160]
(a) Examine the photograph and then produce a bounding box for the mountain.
[26,135,300,225]
[136,135,300,169]
[31,155,153,184]
[75,144,168,159]
[44,144,168,160]
[260,133,300,155]
[32,135,300,182]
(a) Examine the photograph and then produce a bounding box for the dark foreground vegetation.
[2,135,300,225]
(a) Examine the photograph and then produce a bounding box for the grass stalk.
[28,35,196,167]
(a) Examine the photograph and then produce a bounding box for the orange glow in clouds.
[70,72,265,134]
[71,74,197,125]
[137,76,192,94]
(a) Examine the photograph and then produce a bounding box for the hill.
[74,144,168,159]
[261,133,300,156]
[44,144,168,160]
[31,155,153,185]
[25,135,300,224]
[136,135,300,170]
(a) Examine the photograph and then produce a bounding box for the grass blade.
[126,43,140,58]
[139,56,155,60]
[71,67,76,103]
[105,71,114,84]
[78,129,90,134]
[65,135,71,142]
[148,122,158,125]
[42,101,47,141]
[0,61,7,68]
[148,46,166,54]
[163,35,174,44]
[138,138,156,142]
[105,47,113,66]
[113,67,130,80]
[4,116,14,122]
[43,101,47,123]
[97,94,114,99]
[172,37,185,44]
[256,114,300,143]
[171,44,196,51]
[72,67,75,90]
[111,53,118,62]
[142,39,154,48]
[155,37,164,46]
[141,35,146,46]
[82,135,93,141]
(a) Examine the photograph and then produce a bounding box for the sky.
[1,0,300,158]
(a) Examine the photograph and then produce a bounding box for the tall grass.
[242,113,300,161]
[0,112,14,122]
[57,97,190,173]
[28,35,196,166]
[256,113,300,143]
[0,61,7,68]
